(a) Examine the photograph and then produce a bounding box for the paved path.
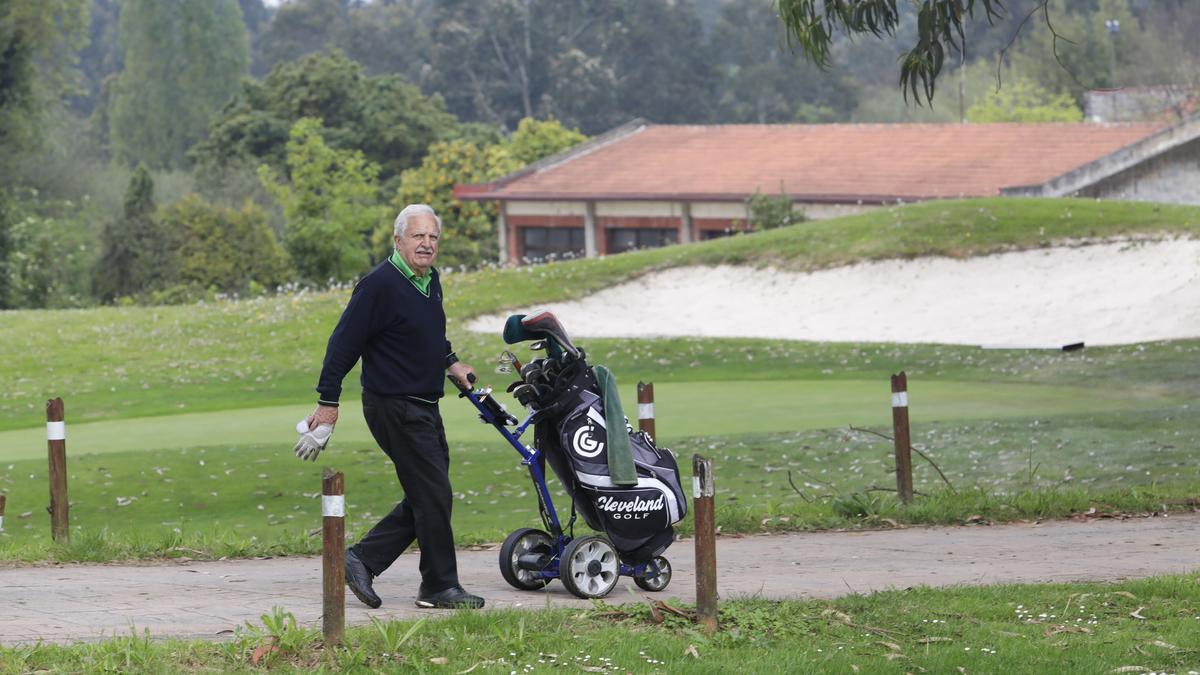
[2,514,1197,645]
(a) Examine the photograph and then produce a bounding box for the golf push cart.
[449,311,687,599]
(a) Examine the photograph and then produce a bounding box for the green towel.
[593,365,637,486]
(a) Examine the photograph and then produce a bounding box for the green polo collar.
[389,250,432,296]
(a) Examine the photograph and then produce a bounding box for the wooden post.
[890,373,913,505]
[322,469,345,647]
[0,493,6,532]
[692,455,718,633]
[637,381,656,440]
[46,397,69,543]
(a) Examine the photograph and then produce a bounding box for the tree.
[195,49,456,189]
[0,0,89,163]
[426,0,716,133]
[747,189,806,231]
[256,0,346,73]
[394,117,587,268]
[259,117,386,284]
[108,0,249,169]
[0,193,11,306]
[95,165,175,301]
[1006,0,1143,105]
[710,1,856,123]
[160,194,290,294]
[968,76,1081,122]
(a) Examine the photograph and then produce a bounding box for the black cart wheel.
[633,556,672,592]
[560,535,620,599]
[499,528,553,590]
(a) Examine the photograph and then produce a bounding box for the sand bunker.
[466,239,1200,346]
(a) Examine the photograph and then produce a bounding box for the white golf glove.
[293,419,334,461]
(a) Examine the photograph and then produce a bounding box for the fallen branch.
[848,425,956,493]
[786,471,814,502]
[866,485,929,498]
[910,446,956,493]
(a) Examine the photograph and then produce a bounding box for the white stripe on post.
[891,391,908,408]
[47,421,66,440]
[322,495,345,518]
[638,403,655,419]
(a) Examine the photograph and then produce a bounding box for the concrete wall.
[1072,137,1200,205]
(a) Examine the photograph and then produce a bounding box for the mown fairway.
[1,198,1199,560]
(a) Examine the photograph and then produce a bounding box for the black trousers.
[351,391,459,594]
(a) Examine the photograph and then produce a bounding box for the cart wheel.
[560,535,620,599]
[498,528,553,590]
[633,556,672,592]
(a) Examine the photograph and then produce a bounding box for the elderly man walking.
[297,203,484,609]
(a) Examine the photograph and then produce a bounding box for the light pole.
[1105,19,1120,88]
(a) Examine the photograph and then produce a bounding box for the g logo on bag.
[572,421,604,458]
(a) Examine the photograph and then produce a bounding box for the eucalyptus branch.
[996,0,1046,91]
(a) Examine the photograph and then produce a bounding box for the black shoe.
[345,549,382,609]
[416,585,485,609]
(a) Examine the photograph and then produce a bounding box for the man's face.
[394,214,440,276]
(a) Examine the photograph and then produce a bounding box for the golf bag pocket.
[582,483,677,544]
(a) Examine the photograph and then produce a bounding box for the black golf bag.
[509,316,687,564]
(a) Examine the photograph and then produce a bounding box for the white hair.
[394,204,442,237]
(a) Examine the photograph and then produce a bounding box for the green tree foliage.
[108,0,249,169]
[3,196,99,309]
[71,0,120,118]
[259,117,386,284]
[710,1,856,123]
[95,165,174,301]
[256,0,344,71]
[0,193,11,306]
[747,190,806,231]
[425,0,715,134]
[0,0,89,160]
[159,194,290,294]
[968,76,1082,122]
[195,49,455,188]
[1007,0,1143,105]
[395,118,586,267]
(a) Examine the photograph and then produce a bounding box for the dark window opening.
[699,228,735,240]
[521,226,584,263]
[605,228,678,253]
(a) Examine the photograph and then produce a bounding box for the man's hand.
[294,405,338,461]
[308,405,339,428]
[447,361,477,390]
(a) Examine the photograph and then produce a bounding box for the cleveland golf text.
[596,494,664,520]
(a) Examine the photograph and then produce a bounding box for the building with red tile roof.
[456,116,1200,264]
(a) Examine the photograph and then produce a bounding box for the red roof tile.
[468,123,1165,202]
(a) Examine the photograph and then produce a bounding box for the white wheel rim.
[642,558,671,589]
[570,539,618,595]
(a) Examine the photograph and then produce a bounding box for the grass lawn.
[4,574,1198,673]
[3,197,1199,432]
[1,402,1195,561]
[1,197,1199,561]
[0,376,1175,461]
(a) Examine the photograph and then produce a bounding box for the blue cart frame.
[451,375,670,596]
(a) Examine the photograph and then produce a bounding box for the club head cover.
[503,314,542,344]
[520,311,579,359]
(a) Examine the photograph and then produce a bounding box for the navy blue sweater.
[315,261,453,405]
